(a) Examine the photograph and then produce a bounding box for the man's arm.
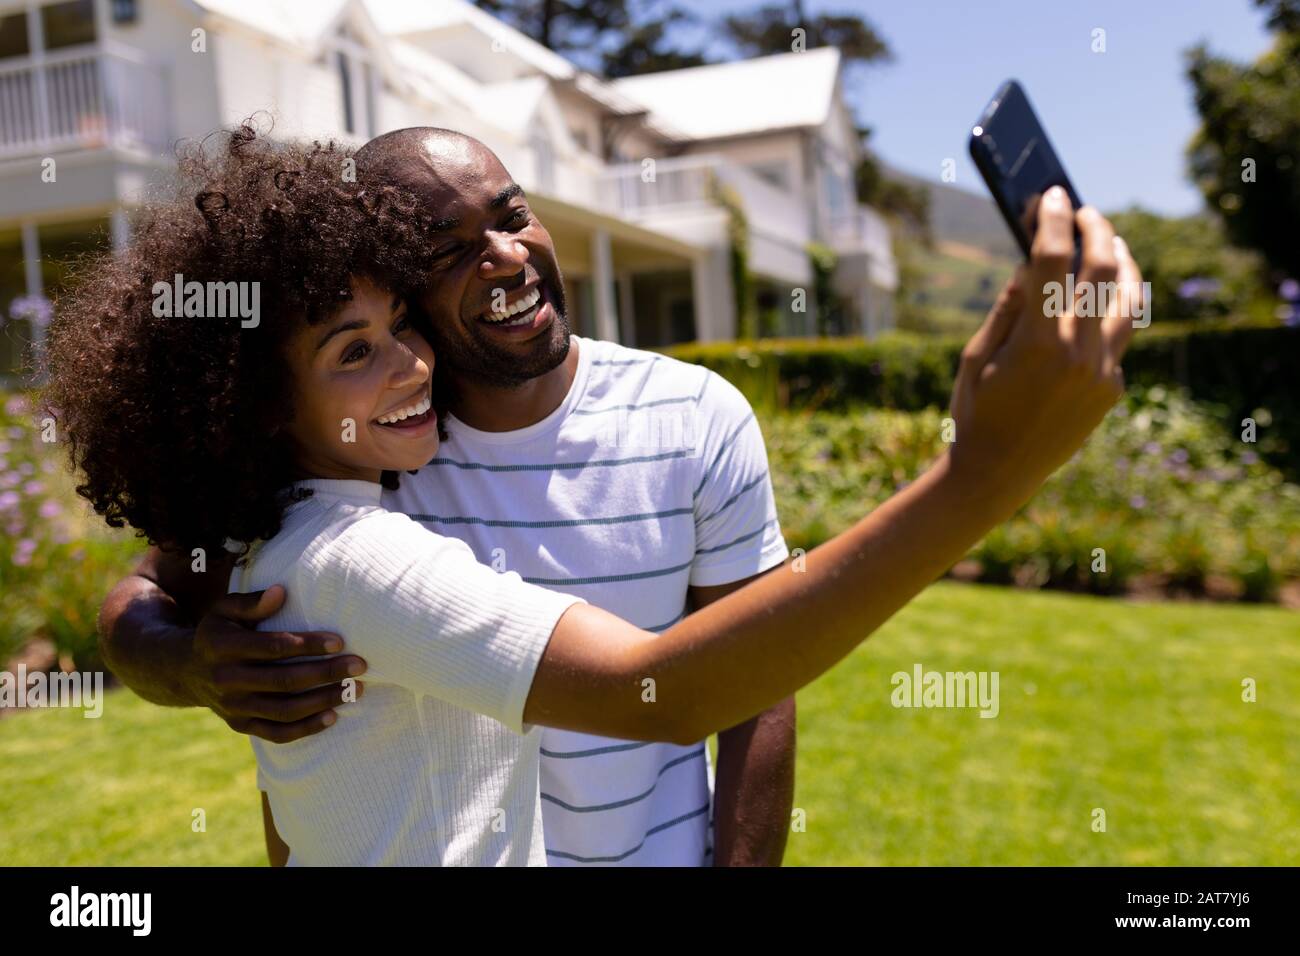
[99,546,366,742]
[690,575,795,868]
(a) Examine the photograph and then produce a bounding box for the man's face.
[400,137,571,389]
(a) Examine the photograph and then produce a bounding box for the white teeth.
[378,395,431,425]
[483,287,541,323]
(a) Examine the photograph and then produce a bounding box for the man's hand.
[949,186,1142,509]
[186,586,366,743]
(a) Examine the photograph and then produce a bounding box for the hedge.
[659,319,1300,476]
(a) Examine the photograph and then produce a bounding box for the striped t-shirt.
[385,335,789,865]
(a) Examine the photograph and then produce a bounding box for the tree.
[1106,208,1269,322]
[599,4,711,78]
[471,0,633,55]
[472,0,711,77]
[854,126,931,243]
[1185,0,1300,279]
[720,2,891,63]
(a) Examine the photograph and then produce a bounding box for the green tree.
[471,0,633,54]
[599,3,712,78]
[1185,0,1300,279]
[720,1,891,63]
[1106,207,1269,322]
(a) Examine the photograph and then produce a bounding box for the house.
[0,0,897,381]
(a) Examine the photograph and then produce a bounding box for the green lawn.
[2,582,1297,866]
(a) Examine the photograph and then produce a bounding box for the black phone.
[969,79,1082,262]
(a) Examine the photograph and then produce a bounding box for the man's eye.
[342,341,370,364]
[507,209,529,227]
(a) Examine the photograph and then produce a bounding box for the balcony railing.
[828,205,898,289]
[0,47,170,160]
[599,153,813,244]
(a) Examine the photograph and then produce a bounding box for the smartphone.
[969,79,1082,262]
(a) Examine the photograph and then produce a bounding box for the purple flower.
[0,490,18,510]
[22,480,43,496]
[12,538,36,566]
[4,395,28,416]
[1169,448,1189,465]
[17,462,33,476]
[7,427,23,440]
[1142,441,1161,455]
[1129,494,1147,510]
[38,499,61,519]
[1241,451,1259,465]
[1176,277,1220,300]
[0,473,18,489]
[1280,278,1300,301]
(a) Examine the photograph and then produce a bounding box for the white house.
[0,0,897,379]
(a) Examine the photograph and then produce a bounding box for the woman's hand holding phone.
[946,185,1143,515]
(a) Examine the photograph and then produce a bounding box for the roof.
[189,0,351,48]
[363,0,576,81]
[611,47,843,141]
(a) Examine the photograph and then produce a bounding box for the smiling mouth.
[479,284,545,328]
[374,390,435,430]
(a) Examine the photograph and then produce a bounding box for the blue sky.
[675,0,1276,216]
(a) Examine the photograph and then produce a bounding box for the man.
[99,127,796,866]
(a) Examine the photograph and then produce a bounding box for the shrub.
[665,320,1300,478]
[0,390,146,669]
[757,385,1300,601]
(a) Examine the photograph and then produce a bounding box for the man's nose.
[479,233,529,278]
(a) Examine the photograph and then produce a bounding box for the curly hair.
[43,121,443,557]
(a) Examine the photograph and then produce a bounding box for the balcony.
[828,205,898,291]
[599,154,814,284]
[0,46,170,161]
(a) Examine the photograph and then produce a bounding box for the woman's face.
[283,276,440,483]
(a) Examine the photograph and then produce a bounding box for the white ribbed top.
[228,478,584,866]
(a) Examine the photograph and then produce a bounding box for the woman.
[46,125,1136,865]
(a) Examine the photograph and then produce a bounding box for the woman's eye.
[393,313,412,333]
[342,341,370,364]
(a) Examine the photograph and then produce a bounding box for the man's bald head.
[355,127,504,190]
[351,126,571,390]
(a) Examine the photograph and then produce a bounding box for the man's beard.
[429,278,572,390]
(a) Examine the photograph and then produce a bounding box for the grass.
[1,581,1297,866]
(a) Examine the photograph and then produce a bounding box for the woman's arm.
[525,198,1139,742]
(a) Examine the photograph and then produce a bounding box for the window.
[362,61,376,138]
[336,50,354,134]
[0,11,30,59]
[41,0,97,51]
[748,160,790,191]
[530,126,554,192]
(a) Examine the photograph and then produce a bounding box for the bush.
[757,385,1300,601]
[0,391,146,669]
[663,320,1300,478]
